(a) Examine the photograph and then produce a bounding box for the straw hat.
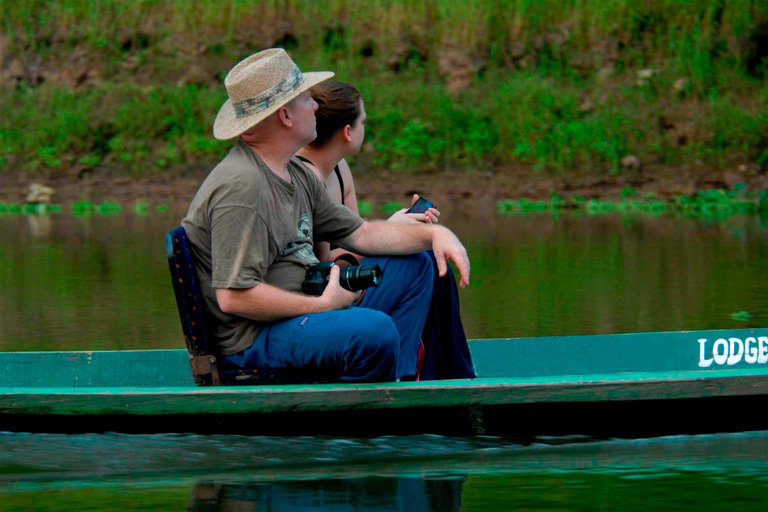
[213,48,334,140]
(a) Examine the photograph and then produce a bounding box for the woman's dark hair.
[309,81,362,148]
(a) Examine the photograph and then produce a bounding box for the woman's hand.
[388,194,440,224]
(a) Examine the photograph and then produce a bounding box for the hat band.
[233,66,305,119]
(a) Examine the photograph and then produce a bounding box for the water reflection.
[189,478,465,512]
[6,468,768,512]
[25,214,53,238]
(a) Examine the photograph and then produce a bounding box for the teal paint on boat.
[3,328,766,389]
[470,328,768,378]
[0,349,193,388]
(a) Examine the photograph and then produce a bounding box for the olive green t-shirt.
[182,139,364,355]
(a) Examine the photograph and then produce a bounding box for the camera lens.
[339,265,383,292]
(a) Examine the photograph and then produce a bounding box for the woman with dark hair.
[296,82,439,259]
[296,82,475,381]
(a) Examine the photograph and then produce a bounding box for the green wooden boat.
[2,328,768,437]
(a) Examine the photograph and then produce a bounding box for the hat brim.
[213,71,335,140]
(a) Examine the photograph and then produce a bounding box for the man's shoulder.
[216,141,263,182]
[288,156,312,177]
[289,157,323,190]
[198,144,268,206]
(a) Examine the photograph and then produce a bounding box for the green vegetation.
[71,200,122,215]
[498,188,768,218]
[1,201,171,215]
[2,187,767,220]
[357,200,373,216]
[0,202,60,214]
[0,0,767,175]
[731,310,753,321]
[379,201,407,214]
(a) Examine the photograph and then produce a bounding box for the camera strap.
[332,253,361,267]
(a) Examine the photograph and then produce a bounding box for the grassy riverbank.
[1,0,767,182]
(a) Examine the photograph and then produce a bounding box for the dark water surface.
[3,207,768,510]
[2,431,767,511]
[2,207,768,350]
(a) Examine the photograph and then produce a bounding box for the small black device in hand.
[405,196,435,214]
[302,261,383,296]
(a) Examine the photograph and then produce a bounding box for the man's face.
[348,99,366,155]
[287,90,319,146]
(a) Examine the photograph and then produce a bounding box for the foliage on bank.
[0,0,767,176]
[497,187,768,219]
[4,187,766,222]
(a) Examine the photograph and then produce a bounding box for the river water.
[2,206,768,510]
[2,207,768,350]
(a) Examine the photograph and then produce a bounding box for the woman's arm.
[315,241,331,262]
[337,159,438,222]
[326,159,362,262]
[337,158,359,215]
[328,159,439,265]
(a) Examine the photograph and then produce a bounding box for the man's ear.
[277,106,293,128]
[342,124,353,143]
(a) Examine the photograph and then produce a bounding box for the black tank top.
[295,155,345,206]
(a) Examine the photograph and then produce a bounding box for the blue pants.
[419,250,476,380]
[222,253,434,382]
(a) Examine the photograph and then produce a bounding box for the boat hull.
[3,328,768,436]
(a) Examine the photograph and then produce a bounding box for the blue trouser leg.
[221,253,433,382]
[222,308,399,382]
[357,253,434,379]
[419,250,476,380]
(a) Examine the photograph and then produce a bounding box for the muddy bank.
[2,161,766,212]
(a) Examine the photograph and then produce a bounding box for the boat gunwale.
[3,369,767,416]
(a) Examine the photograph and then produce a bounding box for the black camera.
[302,261,383,296]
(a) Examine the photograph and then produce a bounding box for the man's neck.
[241,137,298,183]
[296,145,343,181]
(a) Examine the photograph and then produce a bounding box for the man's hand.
[432,226,470,288]
[320,264,362,310]
[216,265,361,322]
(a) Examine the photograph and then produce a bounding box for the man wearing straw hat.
[183,49,470,383]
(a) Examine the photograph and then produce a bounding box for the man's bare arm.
[338,221,471,288]
[216,265,359,320]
